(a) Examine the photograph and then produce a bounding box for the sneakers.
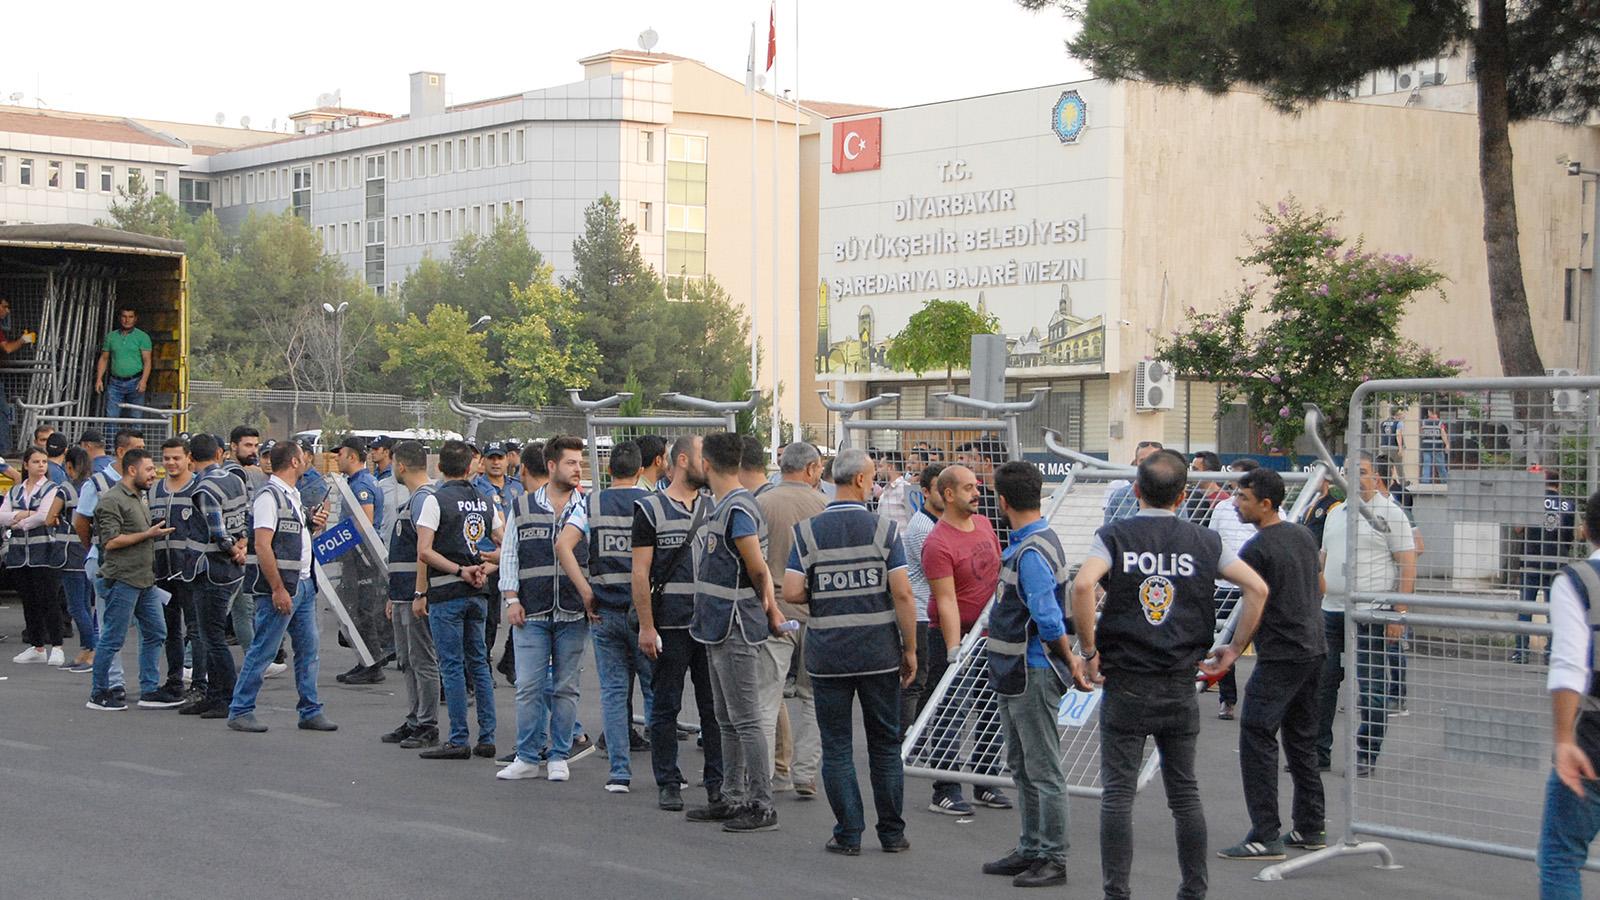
[472,741,497,759]
[72,648,93,666]
[399,727,439,749]
[983,851,1037,876]
[825,837,861,856]
[228,714,269,733]
[13,646,47,664]
[1012,859,1068,888]
[547,759,570,782]
[604,780,630,793]
[568,734,596,763]
[629,727,651,752]
[263,662,288,679]
[298,714,338,731]
[342,664,386,685]
[180,697,223,717]
[1218,702,1236,721]
[686,800,740,822]
[1217,838,1287,861]
[381,723,417,744]
[63,661,93,674]
[182,666,192,684]
[138,686,186,708]
[658,784,684,811]
[419,742,472,760]
[46,646,65,666]
[974,787,1013,809]
[722,805,778,833]
[495,751,517,766]
[496,759,542,781]
[86,691,127,711]
[928,792,975,816]
[881,835,911,853]
[1284,830,1327,851]
[795,782,817,798]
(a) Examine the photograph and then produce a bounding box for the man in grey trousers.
[379,441,440,748]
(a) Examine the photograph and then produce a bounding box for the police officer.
[1517,467,1577,664]
[379,440,441,749]
[632,434,723,812]
[1418,407,1448,485]
[183,433,249,717]
[335,435,390,686]
[413,439,500,760]
[783,447,917,855]
[152,436,203,706]
[473,441,524,512]
[1071,449,1268,900]
[370,435,408,545]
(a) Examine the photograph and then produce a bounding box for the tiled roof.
[801,99,885,118]
[288,106,394,119]
[0,106,181,147]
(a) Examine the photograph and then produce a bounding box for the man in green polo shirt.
[96,306,153,421]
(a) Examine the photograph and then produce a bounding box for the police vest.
[245,482,306,595]
[1096,514,1220,675]
[57,479,87,572]
[5,480,65,569]
[427,480,491,602]
[588,486,647,610]
[1420,420,1445,449]
[791,505,902,678]
[636,491,704,629]
[152,477,203,583]
[510,491,588,616]
[224,460,266,494]
[386,485,432,601]
[193,464,249,585]
[987,527,1071,696]
[1557,560,1600,764]
[88,466,119,500]
[690,490,769,645]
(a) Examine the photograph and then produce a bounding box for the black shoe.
[722,806,778,833]
[382,723,417,744]
[380,651,397,667]
[419,742,472,760]
[343,664,386,685]
[298,714,338,732]
[881,835,911,853]
[400,727,439,749]
[109,686,127,703]
[86,691,127,711]
[982,851,1036,876]
[658,784,684,811]
[1013,859,1067,888]
[138,686,185,709]
[629,727,651,752]
[825,837,860,856]
[472,741,497,759]
[228,714,268,733]
[1284,829,1328,851]
[180,697,222,717]
[686,801,739,822]
[974,786,1013,809]
[199,704,229,719]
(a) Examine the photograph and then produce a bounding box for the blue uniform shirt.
[347,468,383,531]
[1004,517,1069,668]
[297,466,329,508]
[46,461,67,485]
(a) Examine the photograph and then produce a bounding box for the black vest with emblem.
[791,504,902,678]
[427,480,490,602]
[386,484,432,601]
[152,476,203,582]
[588,486,647,610]
[1096,514,1219,675]
[637,491,704,629]
[987,527,1071,696]
[6,479,65,568]
[510,490,588,615]
[57,478,87,572]
[245,481,305,595]
[1558,561,1600,763]
[1419,418,1445,449]
[193,464,249,585]
[690,489,769,645]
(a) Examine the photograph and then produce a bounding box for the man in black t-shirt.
[1217,468,1328,861]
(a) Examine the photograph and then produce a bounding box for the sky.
[0,0,1089,129]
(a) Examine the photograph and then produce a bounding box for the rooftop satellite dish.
[239,115,252,129]
[638,27,659,52]
[6,92,21,103]
[214,112,226,125]
[316,92,337,108]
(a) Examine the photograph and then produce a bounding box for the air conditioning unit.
[1548,367,1582,414]
[1134,360,1176,412]
[1421,71,1446,86]
[1398,72,1414,90]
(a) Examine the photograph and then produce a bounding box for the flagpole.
[793,0,802,446]
[770,1,782,460]
[748,21,760,403]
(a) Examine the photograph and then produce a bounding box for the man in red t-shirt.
[917,463,1011,815]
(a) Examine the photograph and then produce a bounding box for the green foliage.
[400,216,545,323]
[380,304,497,398]
[497,265,600,407]
[96,173,184,238]
[885,299,1000,390]
[656,276,752,401]
[565,195,669,393]
[1156,199,1462,453]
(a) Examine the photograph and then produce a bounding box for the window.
[404,147,412,179]
[389,149,399,177]
[514,199,523,221]
[244,171,252,202]
[486,133,496,167]
[1566,269,1578,323]
[130,167,144,194]
[516,128,526,162]
[0,156,6,184]
[501,201,512,220]
[417,145,427,176]
[233,174,241,203]
[291,165,312,219]
[19,158,32,186]
[502,130,511,162]
[390,216,399,243]
[47,160,61,188]
[665,132,710,297]
[366,153,385,179]
[471,205,481,231]
[73,162,87,190]
[404,215,413,245]
[443,140,453,172]
[316,161,325,190]
[154,170,168,196]
[487,203,498,226]
[280,167,289,196]
[457,138,466,168]
[442,208,452,241]
[430,211,439,241]
[472,136,481,168]
[639,130,654,162]
[340,222,349,252]
[365,176,384,219]
[266,168,276,199]
[366,219,384,244]
[340,157,351,190]
[429,143,439,176]
[100,165,113,192]
[458,206,466,230]
[667,133,708,163]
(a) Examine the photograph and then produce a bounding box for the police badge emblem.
[1139,575,1175,625]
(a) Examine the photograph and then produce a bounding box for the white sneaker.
[495,759,541,781]
[263,662,288,678]
[13,647,47,664]
[46,647,65,666]
[182,666,193,685]
[547,759,570,782]
[604,781,630,793]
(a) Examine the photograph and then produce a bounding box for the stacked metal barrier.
[0,263,117,450]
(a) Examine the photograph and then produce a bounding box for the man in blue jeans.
[95,306,152,420]
[227,441,337,733]
[1537,491,1600,899]
[784,447,918,855]
[585,441,653,792]
[86,447,171,711]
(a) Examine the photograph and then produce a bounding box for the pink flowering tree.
[1157,198,1463,454]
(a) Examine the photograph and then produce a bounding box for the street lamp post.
[1562,157,1600,493]
[322,301,350,416]
[456,315,493,399]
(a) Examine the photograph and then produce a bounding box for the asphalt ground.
[0,600,1559,899]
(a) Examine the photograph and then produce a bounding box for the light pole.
[322,301,349,416]
[1561,156,1600,493]
[457,315,493,399]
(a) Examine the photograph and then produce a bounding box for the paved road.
[0,602,1550,899]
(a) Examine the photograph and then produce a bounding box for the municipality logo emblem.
[1051,90,1088,144]
[1139,575,1175,625]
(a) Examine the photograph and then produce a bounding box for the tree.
[379,304,497,398]
[96,173,183,238]
[565,195,667,394]
[1024,0,1600,378]
[1155,199,1462,453]
[656,276,752,401]
[400,216,544,325]
[497,265,600,407]
[885,299,1001,391]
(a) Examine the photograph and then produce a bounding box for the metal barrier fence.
[901,435,1328,797]
[820,389,1048,469]
[19,400,189,448]
[568,390,758,490]
[1258,378,1600,881]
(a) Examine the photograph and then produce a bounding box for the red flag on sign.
[832,118,882,173]
[767,2,777,72]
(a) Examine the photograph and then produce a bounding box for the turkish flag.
[832,117,882,174]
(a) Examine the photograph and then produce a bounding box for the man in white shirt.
[1209,458,1261,720]
[1314,453,1415,775]
[898,461,945,739]
[1537,491,1600,897]
[875,450,914,530]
